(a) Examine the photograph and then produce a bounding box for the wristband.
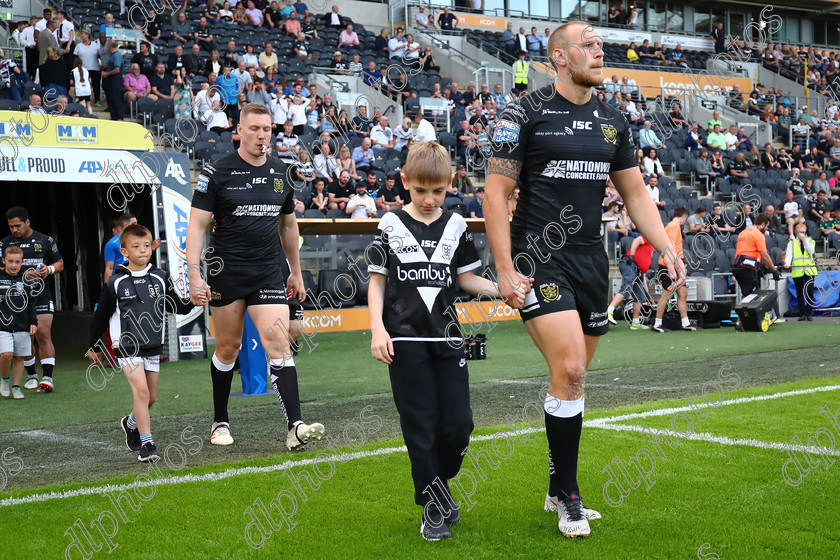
[47,265,55,275]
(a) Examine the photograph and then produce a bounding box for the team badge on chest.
[601,124,618,144]
[274,178,284,193]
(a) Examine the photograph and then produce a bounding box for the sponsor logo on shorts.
[588,319,608,328]
[601,124,618,144]
[589,311,607,319]
[493,120,520,143]
[211,291,222,300]
[195,174,210,193]
[539,283,560,302]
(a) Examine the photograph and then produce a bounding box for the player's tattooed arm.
[487,157,522,181]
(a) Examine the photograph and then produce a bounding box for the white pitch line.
[2,386,837,508]
[588,384,840,425]
[587,422,840,457]
[14,430,123,452]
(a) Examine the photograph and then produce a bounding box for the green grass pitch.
[1,321,838,559]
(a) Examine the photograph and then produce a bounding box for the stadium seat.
[326,209,347,219]
[0,100,19,111]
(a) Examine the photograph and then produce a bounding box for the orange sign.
[454,12,506,30]
[603,67,752,98]
[297,300,520,334]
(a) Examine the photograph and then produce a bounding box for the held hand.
[371,328,394,364]
[497,268,534,309]
[86,350,101,364]
[287,271,306,303]
[188,271,211,306]
[29,325,37,336]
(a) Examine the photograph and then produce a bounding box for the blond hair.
[402,142,451,187]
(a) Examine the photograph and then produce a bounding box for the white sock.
[654,318,663,328]
[681,317,691,327]
[607,305,615,314]
[632,318,640,324]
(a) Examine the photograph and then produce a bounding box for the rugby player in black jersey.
[484,21,686,538]
[0,207,64,392]
[186,103,324,450]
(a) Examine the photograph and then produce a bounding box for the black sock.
[270,363,302,430]
[42,364,54,378]
[548,448,558,497]
[544,410,583,497]
[24,364,37,377]
[211,358,235,423]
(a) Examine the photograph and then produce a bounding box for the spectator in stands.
[778,106,793,143]
[724,125,739,152]
[218,1,234,24]
[643,149,665,177]
[352,137,376,173]
[439,7,459,31]
[726,152,750,185]
[760,143,780,170]
[685,206,710,237]
[392,117,413,152]
[173,69,192,120]
[319,105,338,135]
[21,16,39,81]
[404,34,422,62]
[204,0,221,23]
[706,124,727,151]
[710,203,737,237]
[646,175,666,209]
[241,43,259,71]
[377,173,404,212]
[323,5,345,28]
[282,12,302,36]
[244,1,264,27]
[292,32,312,60]
[638,40,660,65]
[419,46,440,73]
[490,83,505,108]
[374,28,390,56]
[814,171,831,196]
[263,1,281,27]
[329,171,355,210]
[808,191,828,223]
[710,21,725,54]
[232,60,252,92]
[602,178,622,210]
[203,99,231,133]
[172,11,192,44]
[603,202,627,248]
[194,17,215,53]
[685,123,704,153]
[694,149,716,195]
[669,44,688,68]
[744,144,760,169]
[761,204,783,239]
[468,187,485,218]
[185,44,207,79]
[102,41,124,120]
[526,27,542,58]
[803,146,824,173]
[149,62,174,102]
[789,144,805,171]
[781,189,805,237]
[99,13,116,36]
[501,22,516,57]
[413,111,436,143]
[216,64,239,110]
[36,18,58,67]
[336,145,362,181]
[223,40,241,68]
[330,51,350,76]
[0,49,22,104]
[608,91,621,108]
[123,62,150,105]
[314,141,339,183]
[640,120,664,150]
[233,2,248,26]
[346,181,377,218]
[388,29,408,60]
[257,42,278,74]
[306,178,328,213]
[453,165,475,198]
[40,46,69,99]
[205,50,223,77]
[416,5,436,32]
[301,13,318,38]
[194,79,221,117]
[711,150,725,177]
[247,80,272,110]
[371,115,394,153]
[668,102,687,128]
[626,41,639,63]
[132,41,158,80]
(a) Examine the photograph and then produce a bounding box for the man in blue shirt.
[217,65,239,114]
[103,41,124,120]
[103,213,135,281]
[468,187,485,218]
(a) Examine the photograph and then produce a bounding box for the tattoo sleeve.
[487,157,522,181]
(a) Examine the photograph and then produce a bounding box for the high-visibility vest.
[514,60,529,84]
[790,237,817,278]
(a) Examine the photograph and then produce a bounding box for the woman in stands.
[306,177,328,214]
[335,109,355,138]
[206,49,223,76]
[40,47,70,99]
[173,67,193,120]
[626,42,639,63]
[295,150,316,189]
[233,2,248,26]
[218,1,234,24]
[746,145,761,169]
[711,150,725,177]
[643,148,665,178]
[337,145,361,182]
[319,105,338,136]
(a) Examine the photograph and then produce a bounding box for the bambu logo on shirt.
[539,283,560,301]
[601,124,618,144]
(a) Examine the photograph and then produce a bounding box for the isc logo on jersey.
[572,121,592,130]
[492,120,520,143]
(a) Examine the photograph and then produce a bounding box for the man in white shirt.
[371,115,394,152]
[724,125,739,152]
[388,29,407,60]
[21,16,39,78]
[35,8,51,33]
[345,182,377,218]
[415,6,435,32]
[413,112,436,143]
[403,34,421,61]
[193,82,221,118]
[55,11,75,61]
[203,100,230,132]
[646,175,666,208]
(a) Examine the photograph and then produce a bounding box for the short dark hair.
[120,223,153,247]
[673,206,689,218]
[6,206,29,222]
[754,214,770,226]
[696,207,706,214]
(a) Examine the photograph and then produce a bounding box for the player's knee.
[35,325,50,342]
[135,387,151,404]
[0,352,12,360]
[215,342,239,363]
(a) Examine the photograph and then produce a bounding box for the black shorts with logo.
[32,287,55,315]
[208,263,288,307]
[513,237,610,336]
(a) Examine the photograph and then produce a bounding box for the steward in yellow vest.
[784,226,817,320]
